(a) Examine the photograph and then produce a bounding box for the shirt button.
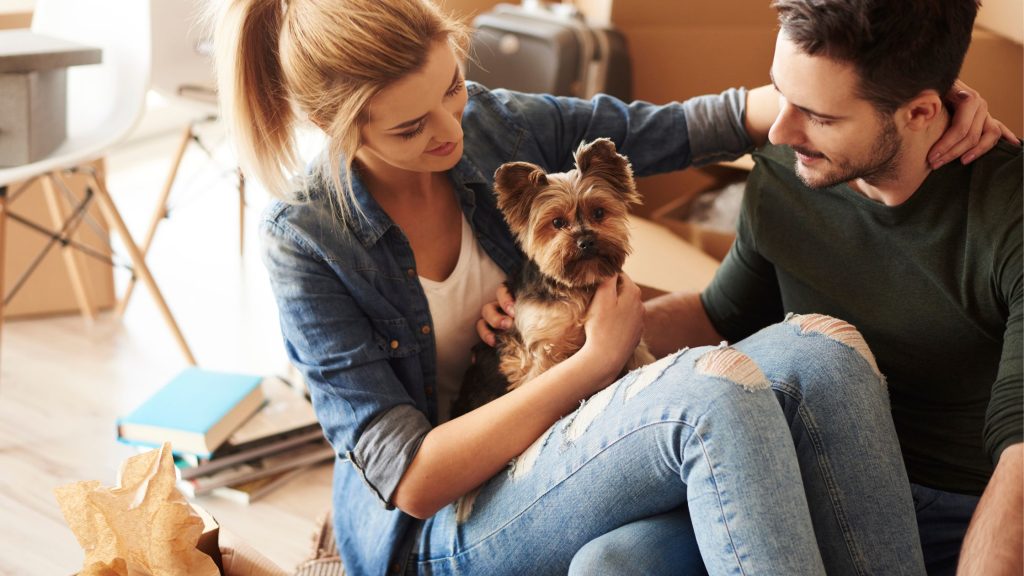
[406,268,416,278]
[421,325,431,335]
[390,340,399,350]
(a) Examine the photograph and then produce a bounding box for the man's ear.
[901,90,944,132]
[574,138,641,206]
[494,162,548,234]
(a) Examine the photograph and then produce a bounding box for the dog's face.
[494,138,641,288]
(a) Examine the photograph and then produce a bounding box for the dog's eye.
[552,217,567,229]
[593,208,605,220]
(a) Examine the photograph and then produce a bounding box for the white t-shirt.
[419,214,507,423]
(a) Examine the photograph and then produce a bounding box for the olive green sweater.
[702,141,1023,495]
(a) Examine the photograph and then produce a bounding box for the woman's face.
[356,40,468,177]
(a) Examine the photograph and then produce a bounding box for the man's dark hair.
[772,0,980,113]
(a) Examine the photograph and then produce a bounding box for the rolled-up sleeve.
[261,217,430,509]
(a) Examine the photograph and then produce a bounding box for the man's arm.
[957,442,1023,575]
[643,291,722,358]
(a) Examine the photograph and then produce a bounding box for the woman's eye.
[399,121,427,140]
[552,217,567,229]
[445,79,465,98]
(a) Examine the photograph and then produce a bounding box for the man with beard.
[640,0,1022,573]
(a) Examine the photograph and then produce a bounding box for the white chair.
[0,0,196,364]
[115,0,246,317]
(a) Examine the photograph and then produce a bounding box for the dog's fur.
[452,138,655,417]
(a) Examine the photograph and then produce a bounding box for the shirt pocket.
[369,317,421,359]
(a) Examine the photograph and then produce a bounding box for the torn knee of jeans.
[563,382,617,444]
[695,347,769,391]
[455,488,480,524]
[786,313,880,377]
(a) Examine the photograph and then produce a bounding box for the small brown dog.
[453,138,655,416]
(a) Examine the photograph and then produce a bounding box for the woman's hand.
[476,284,516,347]
[579,273,646,383]
[928,79,1019,169]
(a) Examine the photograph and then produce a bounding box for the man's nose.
[768,102,802,147]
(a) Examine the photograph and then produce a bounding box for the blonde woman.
[211,1,1008,574]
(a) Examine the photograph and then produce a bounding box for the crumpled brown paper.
[55,442,220,576]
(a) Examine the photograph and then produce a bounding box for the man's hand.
[929,79,1019,169]
[957,442,1023,575]
[476,284,515,347]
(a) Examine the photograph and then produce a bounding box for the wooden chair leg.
[117,123,194,317]
[41,173,96,322]
[238,169,245,257]
[85,172,197,365]
[1,185,7,365]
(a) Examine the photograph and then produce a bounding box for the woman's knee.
[618,345,781,434]
[736,313,886,397]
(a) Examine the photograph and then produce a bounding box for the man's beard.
[793,116,903,190]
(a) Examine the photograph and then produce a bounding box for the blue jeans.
[408,315,926,575]
[912,483,980,576]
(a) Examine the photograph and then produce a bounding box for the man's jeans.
[913,483,980,576]
[407,315,926,575]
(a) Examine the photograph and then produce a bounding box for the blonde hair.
[210,0,469,220]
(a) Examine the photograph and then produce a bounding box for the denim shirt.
[260,82,752,576]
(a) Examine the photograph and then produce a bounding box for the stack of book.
[117,368,333,504]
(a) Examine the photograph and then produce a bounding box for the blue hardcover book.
[117,368,265,457]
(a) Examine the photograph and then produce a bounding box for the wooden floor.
[0,119,333,575]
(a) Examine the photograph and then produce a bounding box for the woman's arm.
[393,273,646,518]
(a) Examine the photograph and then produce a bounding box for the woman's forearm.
[391,347,619,519]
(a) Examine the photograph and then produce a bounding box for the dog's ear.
[574,138,641,206]
[494,161,548,234]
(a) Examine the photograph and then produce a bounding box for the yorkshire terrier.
[453,138,655,417]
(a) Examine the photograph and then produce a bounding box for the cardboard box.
[3,161,116,319]
[625,215,720,296]
[975,0,1023,45]
[440,0,503,21]
[0,11,31,31]
[962,29,1023,139]
[650,163,749,262]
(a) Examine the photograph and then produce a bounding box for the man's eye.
[552,217,567,229]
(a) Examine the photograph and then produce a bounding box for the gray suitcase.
[465,1,632,101]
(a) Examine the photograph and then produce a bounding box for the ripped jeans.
[406,315,927,575]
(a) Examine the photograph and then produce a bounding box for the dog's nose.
[577,236,596,253]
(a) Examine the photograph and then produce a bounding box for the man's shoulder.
[752,144,798,168]
[966,139,1023,217]
[970,139,1023,189]
[746,144,805,199]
